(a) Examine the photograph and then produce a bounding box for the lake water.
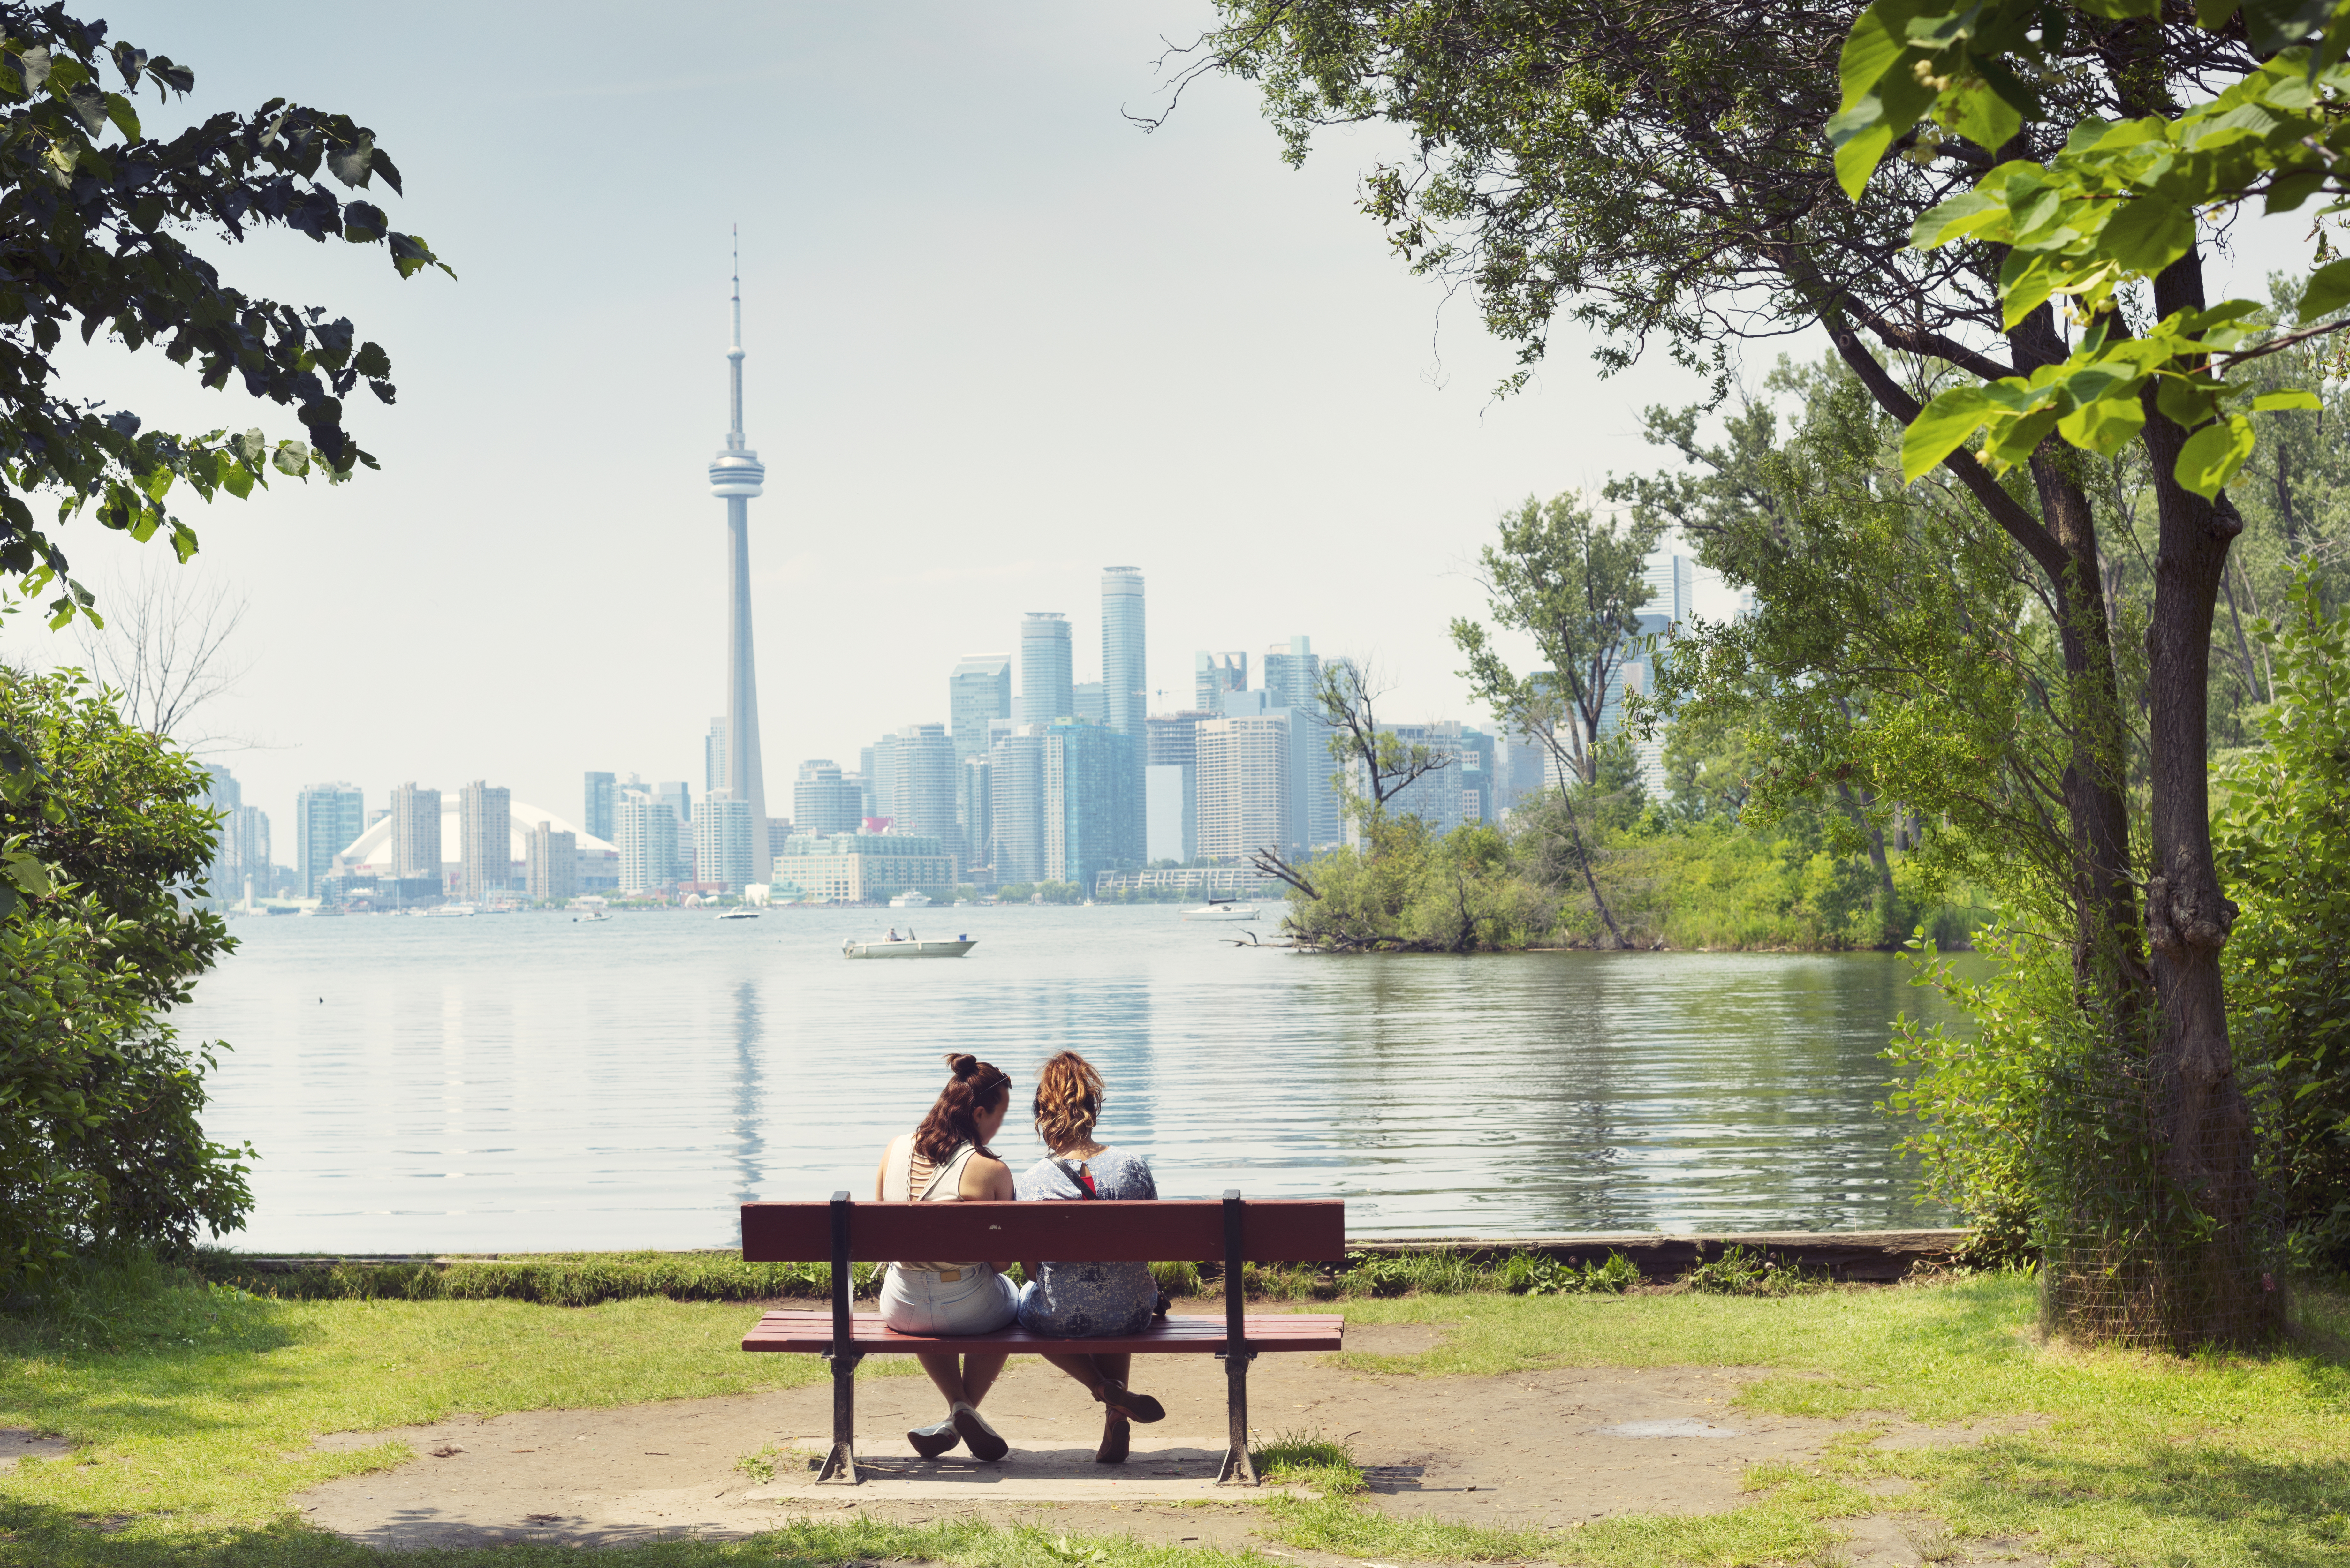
[182,905,1968,1252]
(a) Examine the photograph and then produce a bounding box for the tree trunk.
[2120,248,2267,1346]
[2009,305,2144,992]
[1832,778,1899,947]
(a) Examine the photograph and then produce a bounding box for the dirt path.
[295,1323,2034,1560]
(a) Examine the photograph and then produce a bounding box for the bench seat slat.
[741,1309,1344,1356]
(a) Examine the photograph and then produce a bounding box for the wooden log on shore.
[1350,1230,1969,1282]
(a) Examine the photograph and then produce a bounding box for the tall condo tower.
[708,236,771,880]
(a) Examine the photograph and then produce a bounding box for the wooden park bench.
[740,1190,1345,1486]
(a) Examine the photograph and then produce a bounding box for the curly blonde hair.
[1032,1051,1104,1154]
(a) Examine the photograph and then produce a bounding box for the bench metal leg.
[816,1189,863,1484]
[817,1348,862,1483]
[1216,1188,1260,1486]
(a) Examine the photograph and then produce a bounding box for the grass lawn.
[1,1263,2345,1566]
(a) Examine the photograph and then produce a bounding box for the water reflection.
[184,910,1966,1251]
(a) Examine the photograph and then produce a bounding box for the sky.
[8,2,2319,841]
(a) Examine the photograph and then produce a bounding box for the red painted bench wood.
[743,1309,1344,1356]
[740,1198,1346,1264]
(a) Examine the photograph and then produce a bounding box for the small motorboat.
[888,889,933,908]
[1180,897,1257,921]
[573,910,613,923]
[425,903,476,918]
[843,930,976,959]
[717,908,761,920]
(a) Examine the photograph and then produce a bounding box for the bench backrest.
[741,1198,1346,1264]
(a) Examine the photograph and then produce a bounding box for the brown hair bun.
[915,1054,1010,1163]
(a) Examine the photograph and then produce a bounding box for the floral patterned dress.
[1013,1147,1159,1337]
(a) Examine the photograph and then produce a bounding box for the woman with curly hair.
[1013,1050,1167,1464]
[873,1053,1019,1462]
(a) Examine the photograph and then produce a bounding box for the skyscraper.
[949,655,1012,760]
[988,727,1048,884]
[615,791,678,895]
[1101,563,1146,763]
[1019,612,1073,726]
[1194,650,1247,712]
[391,782,442,882]
[708,238,772,881]
[1045,719,1137,893]
[1145,711,1209,864]
[704,718,728,798]
[695,791,756,893]
[656,780,694,881]
[957,754,992,877]
[583,771,617,843]
[892,723,959,841]
[1195,716,1290,861]
[1073,681,1106,726]
[527,820,578,901]
[459,780,512,901]
[294,782,364,898]
[1262,635,1320,713]
[793,760,863,835]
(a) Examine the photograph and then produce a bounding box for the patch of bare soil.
[293,1322,2037,1555]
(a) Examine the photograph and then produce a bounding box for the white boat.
[843,932,975,959]
[426,903,477,918]
[717,908,761,920]
[573,911,612,923]
[887,890,933,908]
[1181,898,1258,921]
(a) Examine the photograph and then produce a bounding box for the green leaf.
[104,91,139,141]
[2158,374,2222,428]
[19,44,51,94]
[1901,385,1998,480]
[214,451,253,499]
[2100,192,2196,274]
[2299,258,2350,322]
[2175,415,2256,498]
[2058,390,2149,454]
[1838,0,1927,109]
[2249,389,2322,411]
[1912,188,2008,248]
[63,80,109,137]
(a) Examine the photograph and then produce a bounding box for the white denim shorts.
[879,1262,1020,1336]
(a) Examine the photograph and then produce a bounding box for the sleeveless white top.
[883,1134,982,1273]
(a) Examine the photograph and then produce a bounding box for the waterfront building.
[793,759,863,835]
[340,801,616,894]
[1194,715,1289,861]
[1101,566,1147,741]
[583,771,617,843]
[772,830,957,904]
[224,806,270,901]
[891,722,958,841]
[856,747,876,818]
[1193,650,1247,713]
[1073,681,1105,727]
[867,733,899,825]
[526,819,579,901]
[949,655,1012,760]
[1261,634,1320,714]
[1610,548,1698,798]
[704,717,727,797]
[1019,612,1073,726]
[1145,711,1209,864]
[695,790,756,893]
[1340,722,1495,842]
[295,781,364,898]
[987,726,1047,884]
[614,792,678,895]
[957,754,991,878]
[1093,865,1277,898]
[391,782,443,882]
[656,781,694,880]
[459,780,513,900]
[1044,719,1137,892]
[708,240,773,882]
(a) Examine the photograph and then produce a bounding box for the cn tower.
[708,234,771,879]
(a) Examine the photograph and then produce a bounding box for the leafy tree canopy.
[0,2,448,624]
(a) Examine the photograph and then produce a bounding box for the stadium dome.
[337,798,618,872]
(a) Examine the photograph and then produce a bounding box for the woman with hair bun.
[1013,1050,1167,1465]
[872,1052,1019,1462]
